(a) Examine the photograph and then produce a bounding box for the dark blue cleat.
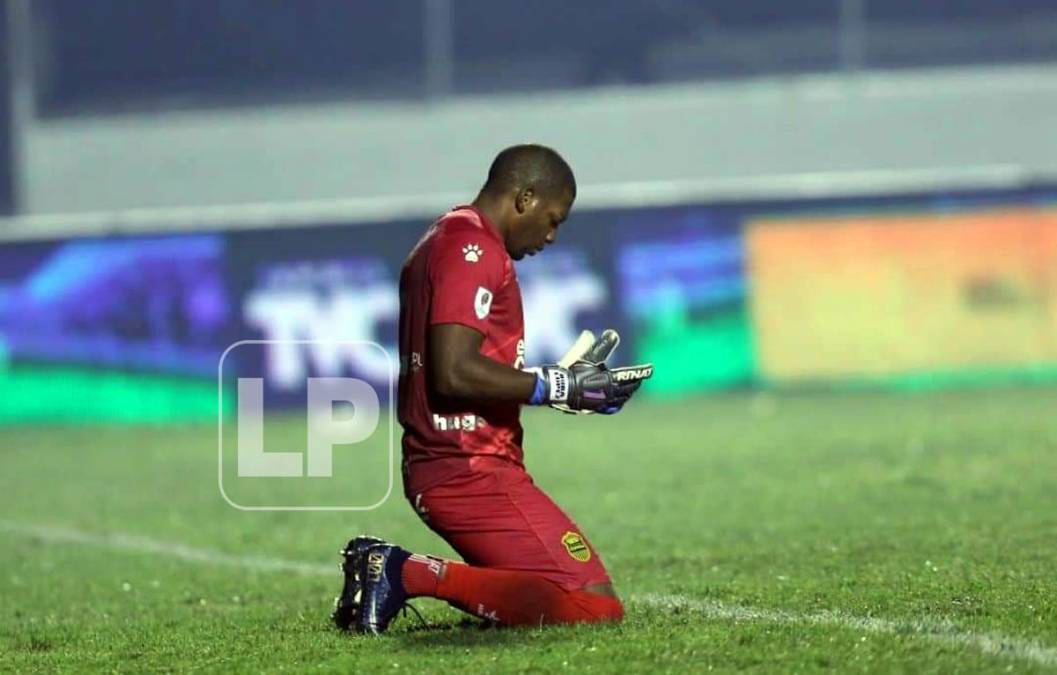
[331,535,386,631]
[356,543,413,635]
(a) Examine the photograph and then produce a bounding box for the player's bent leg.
[584,581,619,598]
[414,466,616,593]
[344,466,622,633]
[357,544,622,632]
[406,556,622,626]
[568,586,625,623]
[402,466,624,628]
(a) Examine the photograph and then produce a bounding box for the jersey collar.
[452,204,504,246]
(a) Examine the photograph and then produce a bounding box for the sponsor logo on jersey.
[561,531,591,562]
[399,351,425,375]
[513,338,526,370]
[432,413,484,432]
[474,286,493,320]
[462,243,483,263]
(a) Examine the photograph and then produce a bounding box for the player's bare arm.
[429,323,537,401]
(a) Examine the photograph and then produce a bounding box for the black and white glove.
[526,329,653,415]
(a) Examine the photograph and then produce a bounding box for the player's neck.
[470,194,511,244]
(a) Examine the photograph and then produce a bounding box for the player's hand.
[549,360,653,414]
[527,329,653,414]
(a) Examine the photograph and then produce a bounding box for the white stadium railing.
[0,163,1048,243]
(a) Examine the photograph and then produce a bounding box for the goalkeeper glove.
[527,329,653,414]
[555,328,621,368]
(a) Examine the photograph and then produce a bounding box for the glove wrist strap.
[524,366,570,405]
[528,375,547,406]
[543,366,570,404]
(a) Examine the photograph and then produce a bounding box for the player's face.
[510,189,573,260]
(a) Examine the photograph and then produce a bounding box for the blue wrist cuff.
[528,375,547,405]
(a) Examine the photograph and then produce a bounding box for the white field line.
[1,521,333,577]
[638,593,1057,668]
[4,521,1055,668]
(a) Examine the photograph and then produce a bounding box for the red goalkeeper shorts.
[408,462,613,592]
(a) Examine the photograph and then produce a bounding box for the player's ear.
[515,187,536,215]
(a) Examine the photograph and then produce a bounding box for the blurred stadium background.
[2,1,1057,423]
[3,2,1057,671]
[2,1,1057,422]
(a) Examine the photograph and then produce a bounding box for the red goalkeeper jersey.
[398,205,527,496]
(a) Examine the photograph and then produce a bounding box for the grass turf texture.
[2,388,1055,672]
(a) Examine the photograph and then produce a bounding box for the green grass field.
[2,388,1056,672]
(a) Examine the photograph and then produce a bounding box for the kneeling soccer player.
[332,144,652,634]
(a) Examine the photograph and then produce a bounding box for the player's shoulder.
[436,206,494,237]
[432,207,506,260]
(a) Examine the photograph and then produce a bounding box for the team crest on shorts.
[561,531,591,562]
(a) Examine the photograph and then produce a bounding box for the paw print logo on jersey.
[462,243,483,263]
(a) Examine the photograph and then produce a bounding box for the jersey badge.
[474,286,493,319]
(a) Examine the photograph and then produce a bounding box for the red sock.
[400,554,445,597]
[403,557,623,626]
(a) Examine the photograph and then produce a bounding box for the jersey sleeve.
[428,232,506,333]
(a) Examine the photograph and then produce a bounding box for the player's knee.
[596,596,624,623]
[572,589,624,624]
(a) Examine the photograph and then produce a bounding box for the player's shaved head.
[473,144,576,261]
[482,144,577,200]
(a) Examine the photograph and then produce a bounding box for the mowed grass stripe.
[6,519,1055,669]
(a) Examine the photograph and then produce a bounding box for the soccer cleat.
[356,543,413,635]
[331,535,386,631]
